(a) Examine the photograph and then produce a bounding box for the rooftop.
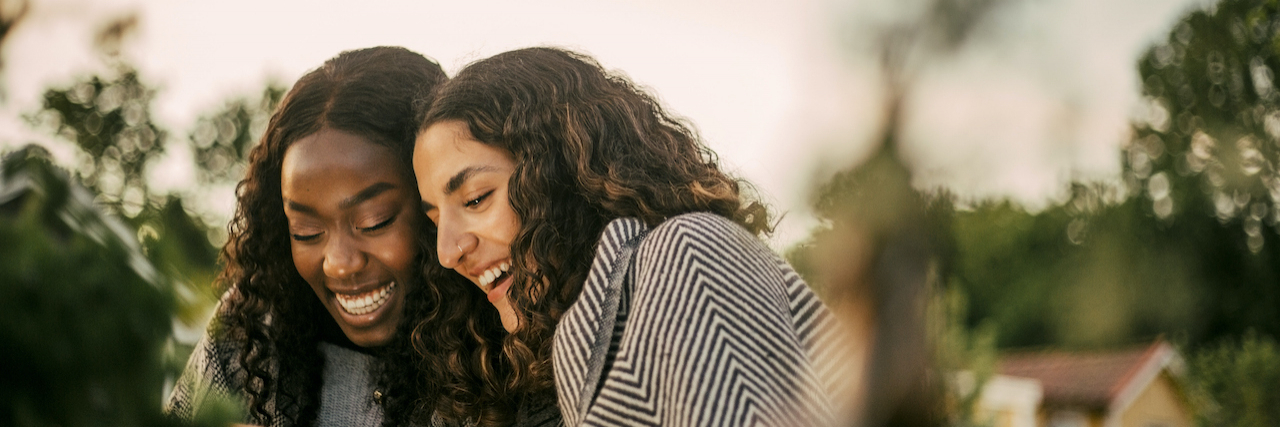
[996,341,1175,409]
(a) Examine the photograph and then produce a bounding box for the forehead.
[413,121,513,190]
[415,121,479,160]
[282,129,408,193]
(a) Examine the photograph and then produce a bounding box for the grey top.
[167,322,563,427]
[166,328,385,427]
[315,342,383,426]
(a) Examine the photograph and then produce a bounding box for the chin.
[344,327,396,348]
[499,311,519,333]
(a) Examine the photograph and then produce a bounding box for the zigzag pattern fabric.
[553,213,850,426]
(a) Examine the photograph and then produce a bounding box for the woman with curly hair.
[166,46,491,427]
[413,47,851,427]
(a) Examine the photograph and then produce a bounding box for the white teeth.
[334,281,396,315]
[478,263,510,287]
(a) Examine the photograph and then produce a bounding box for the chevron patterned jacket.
[553,213,850,426]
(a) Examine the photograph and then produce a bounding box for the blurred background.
[2,0,1277,425]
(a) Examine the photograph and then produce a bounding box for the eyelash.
[465,191,493,208]
[289,216,396,242]
[291,233,320,242]
[361,215,396,232]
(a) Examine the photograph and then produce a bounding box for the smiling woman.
[280,129,419,347]
[414,123,521,332]
[164,46,476,427]
[413,47,852,427]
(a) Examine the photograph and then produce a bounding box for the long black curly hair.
[414,47,771,426]
[215,46,467,426]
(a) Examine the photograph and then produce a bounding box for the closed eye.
[465,191,493,208]
[291,232,321,242]
[360,215,396,232]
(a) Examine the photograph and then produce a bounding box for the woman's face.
[413,120,521,333]
[280,128,421,347]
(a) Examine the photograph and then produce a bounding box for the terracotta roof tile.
[996,343,1162,409]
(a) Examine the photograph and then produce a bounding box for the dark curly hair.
[414,47,771,426]
[216,46,466,427]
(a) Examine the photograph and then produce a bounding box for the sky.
[1,0,1205,248]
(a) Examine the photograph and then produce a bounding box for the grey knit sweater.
[166,331,385,427]
[167,321,564,427]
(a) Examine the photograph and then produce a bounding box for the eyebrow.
[421,165,501,213]
[286,182,396,214]
[445,165,498,195]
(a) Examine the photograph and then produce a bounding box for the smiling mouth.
[477,262,510,291]
[334,281,396,315]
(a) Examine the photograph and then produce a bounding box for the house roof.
[996,340,1179,410]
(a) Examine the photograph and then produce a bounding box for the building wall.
[1118,373,1190,427]
[1036,408,1104,427]
[977,375,1043,427]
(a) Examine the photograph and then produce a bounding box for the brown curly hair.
[216,46,474,426]
[414,47,771,426]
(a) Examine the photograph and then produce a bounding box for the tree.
[1,9,276,425]
[31,55,285,325]
[0,146,241,427]
[805,0,1280,352]
[794,0,1280,422]
[1125,0,1280,343]
[1186,332,1280,427]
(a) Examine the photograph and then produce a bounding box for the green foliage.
[190,85,284,186]
[794,0,1280,421]
[930,286,997,427]
[33,67,224,326]
[32,67,286,324]
[0,148,169,427]
[0,146,238,427]
[1125,0,1280,342]
[36,66,166,217]
[1130,0,1280,231]
[871,0,1280,351]
[1,9,264,427]
[946,193,1215,349]
[1186,333,1280,427]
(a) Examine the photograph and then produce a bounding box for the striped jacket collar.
[552,217,647,424]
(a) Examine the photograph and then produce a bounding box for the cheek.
[289,244,329,300]
[289,243,320,279]
[373,233,420,277]
[494,194,523,245]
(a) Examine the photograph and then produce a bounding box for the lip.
[328,280,399,327]
[487,273,513,304]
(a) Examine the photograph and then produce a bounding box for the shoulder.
[649,211,749,235]
[631,212,790,298]
[636,212,772,267]
[186,318,251,384]
[642,212,759,249]
[166,319,250,420]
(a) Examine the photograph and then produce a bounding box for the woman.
[167,46,491,427]
[413,47,851,426]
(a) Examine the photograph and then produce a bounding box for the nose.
[323,231,367,279]
[437,224,477,270]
